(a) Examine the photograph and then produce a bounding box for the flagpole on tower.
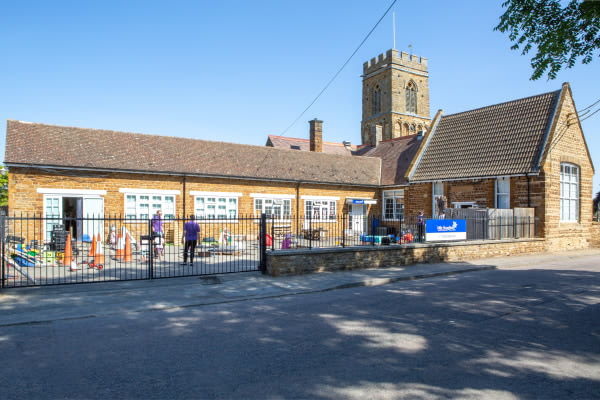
[393,11,396,49]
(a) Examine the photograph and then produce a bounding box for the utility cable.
[279,0,398,136]
[579,98,600,113]
[580,107,600,122]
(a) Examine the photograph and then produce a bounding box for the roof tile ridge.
[443,89,562,119]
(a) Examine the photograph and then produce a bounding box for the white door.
[44,196,62,242]
[349,204,365,234]
[83,197,104,241]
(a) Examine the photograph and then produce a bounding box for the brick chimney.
[309,118,323,152]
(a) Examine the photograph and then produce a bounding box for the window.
[254,197,292,220]
[406,81,417,114]
[495,177,510,209]
[560,163,579,222]
[383,190,404,220]
[124,194,175,219]
[304,200,337,221]
[372,86,381,115]
[432,182,444,216]
[194,195,238,220]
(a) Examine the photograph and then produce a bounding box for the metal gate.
[1,214,266,288]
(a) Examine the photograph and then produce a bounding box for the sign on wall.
[425,219,467,241]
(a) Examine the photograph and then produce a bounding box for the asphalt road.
[1,255,599,399]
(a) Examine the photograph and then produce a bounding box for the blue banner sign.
[425,219,467,241]
[352,200,365,204]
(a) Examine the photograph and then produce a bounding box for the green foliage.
[0,167,7,207]
[495,0,600,80]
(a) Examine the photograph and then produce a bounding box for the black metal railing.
[0,214,263,288]
[1,212,538,288]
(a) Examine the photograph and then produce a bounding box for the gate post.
[341,213,345,248]
[260,213,267,274]
[1,214,5,289]
[148,218,154,280]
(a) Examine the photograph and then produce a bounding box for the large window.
[304,199,337,221]
[383,190,404,220]
[253,196,292,220]
[124,193,175,220]
[495,177,510,209]
[560,163,579,222]
[194,194,239,220]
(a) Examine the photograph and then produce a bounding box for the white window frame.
[495,177,510,209]
[251,194,294,221]
[191,191,241,222]
[382,190,405,221]
[560,163,579,222]
[119,189,179,220]
[432,182,444,216]
[301,196,339,222]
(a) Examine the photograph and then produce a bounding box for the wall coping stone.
[268,238,546,256]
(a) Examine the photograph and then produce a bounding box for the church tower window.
[406,81,417,114]
[372,86,382,115]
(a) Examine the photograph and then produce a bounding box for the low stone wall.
[266,239,547,276]
[591,223,600,248]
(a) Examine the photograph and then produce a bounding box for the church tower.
[361,49,430,146]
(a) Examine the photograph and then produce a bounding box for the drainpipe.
[296,181,301,238]
[183,175,187,218]
[527,174,531,208]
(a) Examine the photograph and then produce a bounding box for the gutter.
[4,163,382,189]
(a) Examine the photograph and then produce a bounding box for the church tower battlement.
[361,48,431,146]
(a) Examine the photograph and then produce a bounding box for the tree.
[495,0,600,80]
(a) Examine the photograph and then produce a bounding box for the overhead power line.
[279,0,398,136]
[580,107,600,122]
[580,98,600,113]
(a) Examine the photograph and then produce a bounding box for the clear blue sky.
[1,0,598,196]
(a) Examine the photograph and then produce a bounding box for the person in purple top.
[182,215,201,266]
[151,210,163,259]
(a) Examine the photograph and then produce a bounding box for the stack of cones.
[63,233,77,271]
[88,235,97,257]
[92,233,104,266]
[114,227,133,263]
[115,232,123,258]
[122,233,132,263]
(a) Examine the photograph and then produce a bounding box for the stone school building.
[4,48,596,250]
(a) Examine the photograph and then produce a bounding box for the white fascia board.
[300,195,340,200]
[250,193,295,199]
[37,188,107,195]
[190,191,243,197]
[118,188,181,195]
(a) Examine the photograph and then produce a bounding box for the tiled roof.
[4,121,381,186]
[266,135,356,156]
[360,135,424,185]
[411,89,561,181]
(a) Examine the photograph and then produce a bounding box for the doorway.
[44,195,104,242]
[63,197,83,241]
[348,204,366,235]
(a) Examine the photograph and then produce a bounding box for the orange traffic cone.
[63,233,77,271]
[88,235,97,256]
[122,233,133,263]
[115,233,123,258]
[97,233,102,243]
[93,236,104,265]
